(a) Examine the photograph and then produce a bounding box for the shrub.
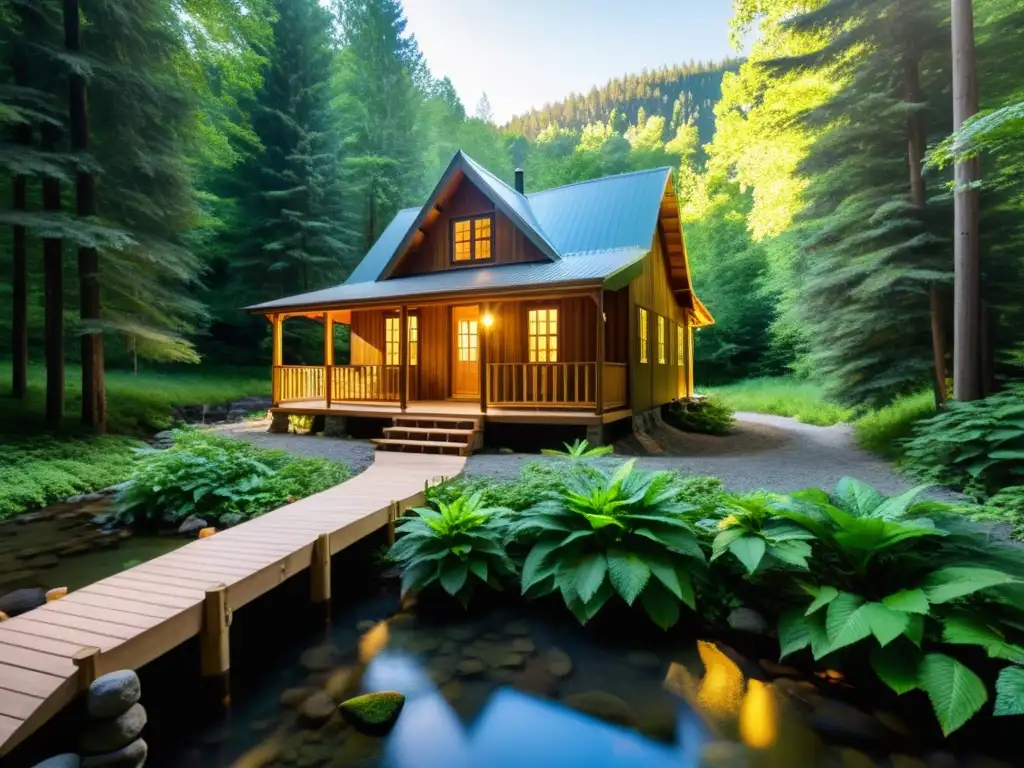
[980,486,1024,541]
[390,492,515,606]
[512,460,705,629]
[672,474,731,517]
[427,460,592,512]
[901,385,1024,498]
[662,396,735,436]
[541,438,613,458]
[853,390,936,459]
[754,477,1024,736]
[114,430,349,527]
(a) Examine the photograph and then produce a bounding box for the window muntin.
[385,315,418,366]
[452,215,493,262]
[528,308,558,362]
[457,319,478,362]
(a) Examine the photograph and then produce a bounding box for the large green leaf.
[917,653,988,736]
[922,567,1018,604]
[633,526,705,560]
[646,552,683,600]
[805,585,839,615]
[942,617,1024,661]
[468,557,488,583]
[728,535,767,574]
[904,613,925,647]
[825,592,871,653]
[640,579,680,630]
[438,558,469,597]
[711,527,748,560]
[778,609,813,658]
[882,589,930,614]
[400,560,435,596]
[870,642,921,695]
[676,569,696,611]
[572,552,608,603]
[871,484,932,519]
[769,539,812,569]
[833,476,886,516]
[607,548,651,605]
[994,666,1024,716]
[860,602,910,647]
[521,540,559,594]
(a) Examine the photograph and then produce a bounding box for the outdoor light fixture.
[481,313,494,328]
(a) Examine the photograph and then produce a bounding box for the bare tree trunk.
[64,0,105,432]
[41,122,64,427]
[904,58,947,407]
[10,36,31,398]
[951,0,982,401]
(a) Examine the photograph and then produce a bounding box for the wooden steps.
[372,415,483,456]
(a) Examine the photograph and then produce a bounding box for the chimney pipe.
[514,168,524,194]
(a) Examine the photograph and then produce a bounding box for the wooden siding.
[628,228,690,413]
[350,310,384,365]
[391,179,547,277]
[418,305,447,400]
[487,296,596,366]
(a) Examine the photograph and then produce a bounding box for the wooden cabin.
[247,151,713,454]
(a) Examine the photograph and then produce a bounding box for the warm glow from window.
[639,308,648,364]
[677,324,685,367]
[452,216,493,262]
[457,319,478,362]
[528,308,558,362]
[385,315,417,366]
[657,315,666,364]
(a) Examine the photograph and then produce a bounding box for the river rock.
[339,691,405,736]
[562,691,634,727]
[624,651,661,669]
[325,667,358,702]
[0,587,46,617]
[280,686,318,708]
[81,738,147,768]
[808,699,887,741]
[502,620,530,636]
[443,625,476,642]
[87,671,141,719]
[177,516,208,536]
[299,691,336,725]
[510,637,535,654]
[759,659,800,678]
[31,755,81,768]
[727,606,769,635]
[79,703,147,755]
[544,647,573,678]
[456,659,485,676]
[299,644,341,672]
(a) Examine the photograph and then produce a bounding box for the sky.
[401,0,738,125]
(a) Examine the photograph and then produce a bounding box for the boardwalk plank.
[0,664,65,698]
[39,601,164,631]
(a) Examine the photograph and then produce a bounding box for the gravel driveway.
[217,413,951,498]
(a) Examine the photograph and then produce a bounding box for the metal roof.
[247,247,648,311]
[246,152,676,313]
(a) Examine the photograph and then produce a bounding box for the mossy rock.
[339,691,405,736]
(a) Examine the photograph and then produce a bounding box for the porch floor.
[271,399,631,425]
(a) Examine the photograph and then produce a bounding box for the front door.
[451,305,479,398]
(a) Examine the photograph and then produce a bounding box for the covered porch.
[267,287,631,421]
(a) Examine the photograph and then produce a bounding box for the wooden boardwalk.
[0,451,466,756]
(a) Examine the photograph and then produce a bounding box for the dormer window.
[452,215,493,262]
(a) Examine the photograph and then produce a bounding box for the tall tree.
[475,91,493,123]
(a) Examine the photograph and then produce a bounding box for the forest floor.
[218,412,955,498]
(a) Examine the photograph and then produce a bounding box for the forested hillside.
[505,60,740,149]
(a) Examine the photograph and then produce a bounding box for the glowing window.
[528,308,558,362]
[657,315,666,364]
[677,324,685,367]
[457,319,478,362]
[385,315,418,366]
[452,216,493,262]
[639,308,648,364]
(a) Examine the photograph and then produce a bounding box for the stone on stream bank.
[177,516,208,536]
[0,587,46,617]
[339,692,406,736]
[79,704,146,755]
[31,756,81,768]
[81,739,147,768]
[87,671,141,720]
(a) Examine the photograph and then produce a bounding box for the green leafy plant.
[513,460,705,629]
[978,486,1024,541]
[708,493,816,575]
[902,385,1024,498]
[673,474,731,517]
[114,430,349,527]
[541,438,613,458]
[853,389,936,459]
[761,477,1024,735]
[662,396,735,436]
[389,492,515,606]
[427,461,594,512]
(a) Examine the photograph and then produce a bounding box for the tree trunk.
[10,38,31,398]
[41,122,64,428]
[64,0,106,431]
[951,0,982,401]
[904,58,947,408]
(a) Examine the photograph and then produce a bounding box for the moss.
[339,691,406,735]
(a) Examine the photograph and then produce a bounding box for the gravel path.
[216,412,951,498]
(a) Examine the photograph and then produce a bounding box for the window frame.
[657,315,667,364]
[450,214,494,264]
[527,306,559,363]
[677,323,685,367]
[385,313,418,367]
[638,308,649,364]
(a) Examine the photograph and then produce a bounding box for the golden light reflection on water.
[695,641,745,719]
[359,621,390,662]
[739,679,778,749]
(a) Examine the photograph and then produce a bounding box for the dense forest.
[1,0,1023,431]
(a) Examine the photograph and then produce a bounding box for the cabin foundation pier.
[268,412,290,434]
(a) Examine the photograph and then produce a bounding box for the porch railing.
[487,362,597,407]
[273,365,326,404]
[329,364,401,402]
[603,363,628,411]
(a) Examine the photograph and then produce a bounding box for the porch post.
[595,290,605,416]
[479,303,488,414]
[323,311,334,408]
[271,314,283,406]
[686,323,695,398]
[399,304,408,412]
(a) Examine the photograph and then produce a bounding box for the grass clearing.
[702,377,855,426]
[853,389,936,459]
